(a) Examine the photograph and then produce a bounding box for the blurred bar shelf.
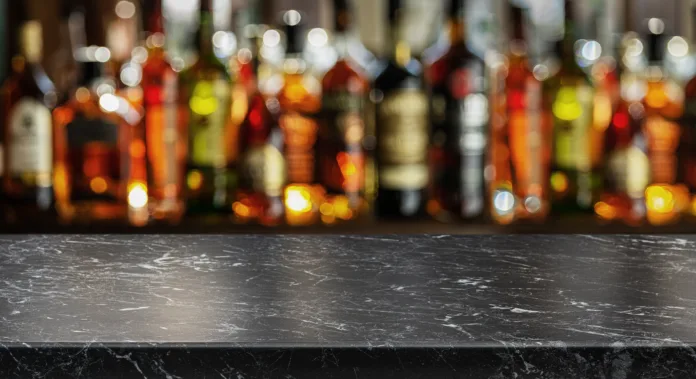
[2,234,696,377]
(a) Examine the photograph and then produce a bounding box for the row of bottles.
[2,0,696,228]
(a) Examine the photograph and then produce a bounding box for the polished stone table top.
[2,234,696,378]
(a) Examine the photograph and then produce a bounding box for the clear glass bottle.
[1,21,58,222]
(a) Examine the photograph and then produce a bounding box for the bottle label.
[8,98,53,176]
[644,115,681,184]
[608,145,650,198]
[243,141,286,196]
[319,91,365,193]
[510,78,544,189]
[377,90,429,189]
[147,71,180,198]
[280,112,318,184]
[188,79,230,166]
[66,115,122,201]
[553,84,593,170]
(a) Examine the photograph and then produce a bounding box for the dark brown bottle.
[426,0,487,222]
[374,0,429,219]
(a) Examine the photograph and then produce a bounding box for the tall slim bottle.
[277,11,322,226]
[492,5,551,223]
[181,0,236,214]
[1,21,58,222]
[374,0,429,219]
[642,20,687,225]
[317,0,370,224]
[426,0,488,222]
[595,0,650,225]
[235,31,286,226]
[140,0,186,223]
[548,0,598,213]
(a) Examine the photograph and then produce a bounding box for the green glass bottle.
[182,0,236,214]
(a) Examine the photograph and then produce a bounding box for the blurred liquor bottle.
[276,11,323,226]
[641,19,687,225]
[53,57,144,225]
[491,4,551,224]
[426,0,488,222]
[373,0,429,219]
[106,1,138,91]
[0,20,58,223]
[316,0,370,225]
[181,0,236,215]
[595,0,650,225]
[680,8,696,219]
[548,0,598,213]
[51,0,81,100]
[139,0,187,224]
[235,29,286,226]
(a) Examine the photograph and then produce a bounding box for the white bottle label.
[9,98,52,174]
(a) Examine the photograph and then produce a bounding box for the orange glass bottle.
[277,11,322,226]
[140,0,186,223]
[642,20,687,225]
[317,0,369,224]
[493,5,551,223]
[1,21,58,222]
[234,33,286,226]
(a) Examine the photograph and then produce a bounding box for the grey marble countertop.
[1,234,696,349]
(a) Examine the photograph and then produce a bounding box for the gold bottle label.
[280,113,318,184]
[188,79,230,166]
[320,91,365,193]
[243,143,286,196]
[9,98,53,179]
[553,84,593,170]
[377,90,429,189]
[644,115,680,184]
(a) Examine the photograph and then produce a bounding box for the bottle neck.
[196,1,215,56]
[146,0,165,35]
[448,0,466,45]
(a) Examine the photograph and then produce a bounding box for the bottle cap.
[283,10,304,54]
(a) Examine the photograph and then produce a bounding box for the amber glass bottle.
[234,33,286,226]
[140,0,187,223]
[374,0,429,219]
[641,20,687,225]
[317,0,370,224]
[1,21,58,222]
[53,57,145,225]
[277,11,322,226]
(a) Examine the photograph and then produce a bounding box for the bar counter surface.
[2,235,696,378]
